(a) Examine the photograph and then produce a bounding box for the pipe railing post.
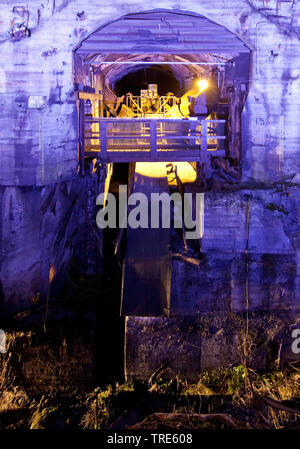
[78,98,85,177]
[150,119,157,161]
[100,120,107,158]
[200,120,208,164]
[190,120,197,148]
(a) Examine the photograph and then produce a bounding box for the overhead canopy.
[75,10,251,58]
[97,55,210,92]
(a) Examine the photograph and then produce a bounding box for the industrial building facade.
[0,1,300,377]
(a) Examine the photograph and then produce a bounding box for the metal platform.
[79,106,226,166]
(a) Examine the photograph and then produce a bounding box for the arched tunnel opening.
[73,10,251,384]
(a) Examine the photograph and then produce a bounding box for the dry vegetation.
[0,327,299,429]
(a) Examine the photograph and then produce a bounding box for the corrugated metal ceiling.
[75,11,251,58]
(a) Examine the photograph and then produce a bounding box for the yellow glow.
[135,162,197,183]
[196,79,209,93]
[49,266,55,283]
[178,80,209,116]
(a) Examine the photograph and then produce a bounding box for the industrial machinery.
[103,80,224,120]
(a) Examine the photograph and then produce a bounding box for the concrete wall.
[126,187,300,379]
[0,1,299,348]
[0,1,299,185]
[172,188,300,315]
[0,176,100,315]
[125,311,300,381]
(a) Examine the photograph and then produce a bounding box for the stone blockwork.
[125,311,300,381]
[171,187,300,315]
[126,187,300,380]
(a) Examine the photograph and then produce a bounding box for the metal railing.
[79,109,226,165]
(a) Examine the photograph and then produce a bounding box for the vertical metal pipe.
[150,120,157,161]
[256,22,268,80]
[100,120,107,157]
[79,98,85,177]
[200,120,208,163]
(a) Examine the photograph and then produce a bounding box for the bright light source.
[135,162,197,183]
[196,79,209,93]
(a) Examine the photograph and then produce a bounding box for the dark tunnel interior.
[113,65,181,96]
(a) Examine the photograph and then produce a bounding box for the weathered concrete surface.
[125,311,300,381]
[0,1,299,300]
[171,188,300,315]
[0,175,100,315]
[0,1,299,184]
[127,187,300,379]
